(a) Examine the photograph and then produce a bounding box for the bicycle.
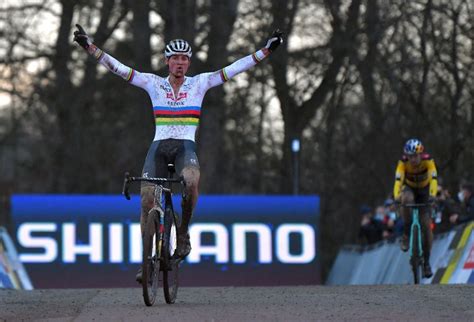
[122,164,185,306]
[402,203,431,284]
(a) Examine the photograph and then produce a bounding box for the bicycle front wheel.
[410,229,423,285]
[142,209,161,306]
[163,207,179,304]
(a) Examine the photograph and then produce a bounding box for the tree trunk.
[50,0,76,192]
[197,0,239,193]
[159,0,197,42]
[130,0,154,164]
[270,0,361,193]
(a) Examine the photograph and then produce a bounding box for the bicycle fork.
[153,185,165,261]
[156,208,165,260]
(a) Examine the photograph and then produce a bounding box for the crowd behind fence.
[358,181,474,246]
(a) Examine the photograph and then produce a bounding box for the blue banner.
[11,194,319,288]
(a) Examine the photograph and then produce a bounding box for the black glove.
[264,29,284,52]
[428,196,437,206]
[393,198,401,207]
[73,24,91,49]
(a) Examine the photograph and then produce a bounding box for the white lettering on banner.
[17,222,316,264]
[129,224,142,263]
[63,223,103,263]
[188,224,229,263]
[233,224,272,263]
[18,223,58,263]
[276,224,315,263]
[109,224,123,263]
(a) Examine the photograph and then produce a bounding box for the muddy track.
[1,285,473,321]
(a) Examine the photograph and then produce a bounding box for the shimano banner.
[11,194,319,288]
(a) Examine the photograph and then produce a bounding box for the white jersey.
[92,46,269,142]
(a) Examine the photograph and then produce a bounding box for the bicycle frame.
[409,207,423,259]
[123,173,182,262]
[122,171,184,305]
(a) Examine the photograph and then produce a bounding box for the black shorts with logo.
[142,139,199,178]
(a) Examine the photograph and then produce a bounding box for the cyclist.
[73,24,283,282]
[392,138,438,278]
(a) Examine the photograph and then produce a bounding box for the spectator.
[435,184,462,233]
[458,182,474,223]
[373,204,392,239]
[358,205,383,245]
[374,205,386,222]
[383,198,402,238]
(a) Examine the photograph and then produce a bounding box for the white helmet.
[164,39,192,58]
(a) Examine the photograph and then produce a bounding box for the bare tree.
[268,0,362,192]
[195,0,240,193]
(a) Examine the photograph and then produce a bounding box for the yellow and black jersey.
[393,153,438,199]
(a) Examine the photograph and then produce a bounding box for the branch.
[0,90,26,102]
[297,0,362,130]
[0,1,58,16]
[0,53,52,65]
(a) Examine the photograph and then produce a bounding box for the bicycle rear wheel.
[410,229,422,285]
[163,207,179,304]
[142,209,161,306]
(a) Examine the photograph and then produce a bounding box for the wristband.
[87,44,104,60]
[252,49,269,63]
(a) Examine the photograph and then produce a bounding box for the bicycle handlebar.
[122,172,184,200]
[401,203,432,208]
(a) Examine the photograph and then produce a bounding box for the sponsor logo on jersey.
[166,92,188,101]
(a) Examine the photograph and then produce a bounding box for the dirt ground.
[1,284,473,321]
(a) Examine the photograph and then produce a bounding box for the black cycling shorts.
[402,185,430,203]
[142,139,199,178]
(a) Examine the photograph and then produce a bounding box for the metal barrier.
[0,226,33,290]
[327,221,474,285]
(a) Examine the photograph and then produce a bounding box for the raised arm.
[73,24,151,90]
[202,30,284,90]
